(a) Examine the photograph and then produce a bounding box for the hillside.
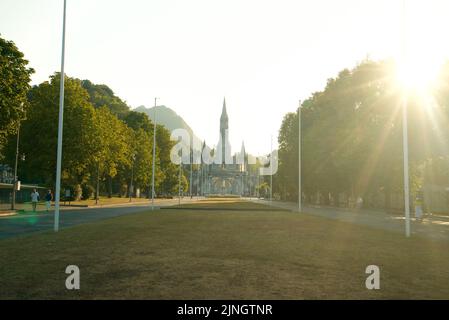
[134,105,204,150]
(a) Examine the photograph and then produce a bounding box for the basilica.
[198,98,259,196]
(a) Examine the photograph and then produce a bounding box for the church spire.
[219,97,230,165]
[240,141,246,172]
[240,141,245,155]
[221,97,228,121]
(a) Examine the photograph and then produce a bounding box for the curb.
[0,211,18,217]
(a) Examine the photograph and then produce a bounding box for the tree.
[14,74,99,187]
[123,110,153,132]
[124,110,181,196]
[0,36,34,158]
[81,80,130,119]
[93,106,133,197]
[156,125,180,195]
[275,59,437,210]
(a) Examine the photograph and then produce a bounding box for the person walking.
[415,195,424,223]
[45,189,53,212]
[30,188,40,212]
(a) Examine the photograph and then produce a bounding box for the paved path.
[250,199,449,242]
[0,198,202,240]
[5,197,449,242]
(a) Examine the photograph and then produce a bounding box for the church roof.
[220,97,228,120]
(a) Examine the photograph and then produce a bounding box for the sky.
[1,0,449,155]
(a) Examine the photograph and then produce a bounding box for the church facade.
[197,98,259,196]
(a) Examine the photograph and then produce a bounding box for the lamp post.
[298,100,302,213]
[196,156,200,197]
[129,153,136,202]
[248,174,250,197]
[178,163,182,205]
[402,96,411,237]
[401,0,411,237]
[95,162,100,205]
[270,135,273,202]
[11,116,21,210]
[151,97,159,210]
[190,147,193,199]
[54,0,67,232]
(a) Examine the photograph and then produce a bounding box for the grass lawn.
[0,199,448,299]
[1,196,150,214]
[61,196,150,207]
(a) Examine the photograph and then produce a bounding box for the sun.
[396,55,441,94]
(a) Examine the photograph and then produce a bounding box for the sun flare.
[396,56,441,94]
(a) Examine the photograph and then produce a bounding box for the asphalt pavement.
[0,198,201,240]
[250,199,449,242]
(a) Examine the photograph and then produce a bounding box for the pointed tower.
[220,98,228,143]
[239,141,246,172]
[219,97,230,165]
[201,140,206,165]
[240,141,246,196]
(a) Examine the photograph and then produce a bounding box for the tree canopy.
[81,79,130,119]
[3,73,187,200]
[276,59,449,210]
[0,35,34,158]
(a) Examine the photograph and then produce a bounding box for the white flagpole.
[401,0,411,237]
[54,0,67,232]
[270,135,273,202]
[298,100,302,213]
[151,97,158,210]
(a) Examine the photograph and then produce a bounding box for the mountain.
[134,105,204,151]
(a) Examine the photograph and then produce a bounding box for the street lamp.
[95,162,100,205]
[270,135,273,202]
[402,95,411,237]
[11,103,24,210]
[129,153,136,202]
[178,162,182,205]
[298,100,302,213]
[190,147,193,199]
[151,97,159,210]
[54,0,67,232]
[401,0,411,237]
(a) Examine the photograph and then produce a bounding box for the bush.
[74,184,82,201]
[81,184,95,200]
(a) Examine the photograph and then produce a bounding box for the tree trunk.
[108,176,113,198]
[384,184,392,212]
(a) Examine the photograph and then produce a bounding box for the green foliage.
[124,111,153,132]
[74,184,83,201]
[81,80,130,118]
[18,74,99,186]
[156,125,180,194]
[123,110,181,195]
[81,183,95,200]
[256,182,270,198]
[276,59,449,209]
[131,128,155,191]
[0,35,34,158]
[94,106,132,179]
[179,168,189,195]
[2,70,182,199]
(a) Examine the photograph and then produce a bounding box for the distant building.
[0,164,46,208]
[197,98,259,196]
[0,164,13,184]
